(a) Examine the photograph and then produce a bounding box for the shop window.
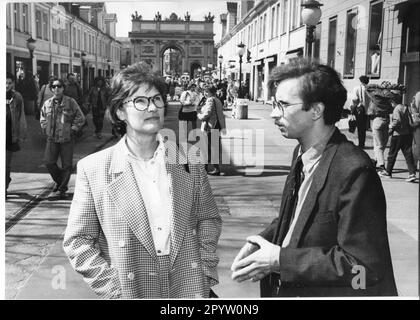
[327,17,337,68]
[60,63,69,79]
[367,1,383,77]
[344,8,358,77]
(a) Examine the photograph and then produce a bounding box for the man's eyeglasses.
[51,84,63,89]
[123,94,165,111]
[273,99,303,117]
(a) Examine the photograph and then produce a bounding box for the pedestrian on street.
[63,62,222,299]
[231,59,397,297]
[6,72,27,192]
[64,73,83,107]
[197,85,226,176]
[40,78,85,199]
[87,76,110,139]
[379,91,417,182]
[18,71,38,116]
[36,75,55,120]
[179,83,200,135]
[367,84,394,173]
[350,75,370,149]
[410,91,420,163]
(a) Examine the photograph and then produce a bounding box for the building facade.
[128,12,216,78]
[216,0,419,105]
[6,2,122,93]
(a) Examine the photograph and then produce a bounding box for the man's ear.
[312,102,325,121]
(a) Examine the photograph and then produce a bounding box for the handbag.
[348,114,357,133]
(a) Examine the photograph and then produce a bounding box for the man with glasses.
[40,78,85,199]
[231,59,397,297]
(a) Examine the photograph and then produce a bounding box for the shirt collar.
[299,127,335,170]
[123,133,165,162]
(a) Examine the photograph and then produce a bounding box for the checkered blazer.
[63,138,222,299]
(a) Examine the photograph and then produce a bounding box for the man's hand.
[231,235,280,283]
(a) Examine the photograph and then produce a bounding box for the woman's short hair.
[49,78,66,89]
[107,62,168,136]
[268,58,347,125]
[188,83,197,90]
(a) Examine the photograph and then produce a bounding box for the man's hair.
[269,59,347,125]
[107,62,168,136]
[359,75,369,85]
[6,72,15,82]
[67,73,75,78]
[93,76,106,87]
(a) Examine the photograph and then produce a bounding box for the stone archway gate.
[129,13,216,77]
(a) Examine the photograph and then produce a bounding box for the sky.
[105,0,228,42]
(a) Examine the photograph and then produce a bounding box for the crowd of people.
[350,75,419,182]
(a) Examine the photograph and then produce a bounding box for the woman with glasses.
[63,62,222,299]
[39,78,85,199]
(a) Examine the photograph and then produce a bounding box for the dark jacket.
[260,129,397,297]
[88,86,110,111]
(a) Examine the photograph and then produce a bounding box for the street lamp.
[26,36,36,74]
[236,42,245,98]
[218,55,223,81]
[301,0,323,59]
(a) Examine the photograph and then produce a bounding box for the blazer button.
[191,262,198,269]
[194,293,202,298]
[192,229,197,235]
[149,272,158,276]
[127,272,135,280]
[118,240,125,248]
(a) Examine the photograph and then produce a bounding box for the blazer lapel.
[287,130,342,248]
[166,162,194,268]
[107,140,158,262]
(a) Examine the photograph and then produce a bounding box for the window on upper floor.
[327,16,337,69]
[36,11,42,39]
[276,3,280,37]
[366,0,384,77]
[14,3,20,31]
[271,6,276,39]
[344,8,358,77]
[6,4,11,28]
[52,28,58,44]
[314,22,322,59]
[43,12,49,40]
[291,0,301,30]
[22,4,29,33]
[263,14,267,41]
[281,0,288,34]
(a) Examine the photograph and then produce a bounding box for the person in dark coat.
[231,59,397,297]
[87,76,110,139]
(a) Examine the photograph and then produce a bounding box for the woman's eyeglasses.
[50,84,63,89]
[123,94,165,111]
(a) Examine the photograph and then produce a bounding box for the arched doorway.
[190,62,201,79]
[162,47,183,78]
